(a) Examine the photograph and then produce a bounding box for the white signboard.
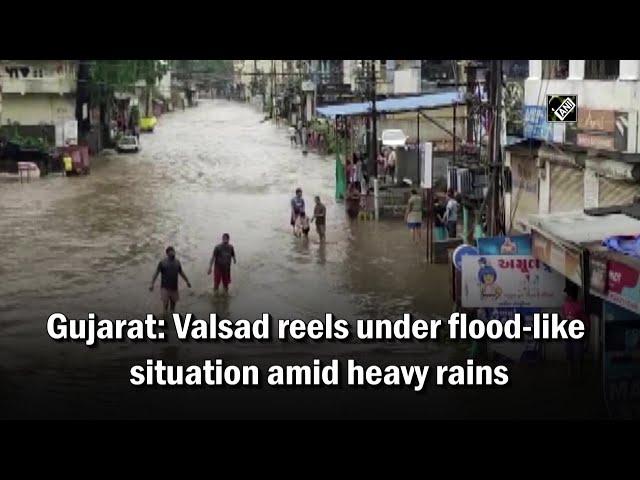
[64,120,78,146]
[420,142,433,188]
[301,81,315,92]
[461,255,565,308]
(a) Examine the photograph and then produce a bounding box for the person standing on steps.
[208,233,237,295]
[149,246,191,316]
[405,188,423,243]
[442,188,459,238]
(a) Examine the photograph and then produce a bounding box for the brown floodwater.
[0,100,606,419]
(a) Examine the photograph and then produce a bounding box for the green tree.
[89,60,168,116]
[171,60,233,95]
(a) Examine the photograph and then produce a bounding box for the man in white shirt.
[442,188,458,238]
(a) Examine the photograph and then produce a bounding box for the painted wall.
[1,94,75,126]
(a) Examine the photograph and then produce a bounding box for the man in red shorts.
[207,233,237,294]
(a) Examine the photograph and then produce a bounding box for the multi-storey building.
[0,60,77,145]
[506,60,640,232]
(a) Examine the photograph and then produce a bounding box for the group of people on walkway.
[288,120,327,154]
[345,147,396,195]
[376,147,397,184]
[405,187,459,243]
[149,234,237,315]
[290,188,326,240]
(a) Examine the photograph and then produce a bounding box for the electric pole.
[270,60,275,119]
[370,60,378,178]
[488,60,503,236]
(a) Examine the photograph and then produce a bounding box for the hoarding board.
[461,255,565,308]
[477,235,532,256]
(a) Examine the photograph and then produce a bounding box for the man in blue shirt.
[290,188,305,234]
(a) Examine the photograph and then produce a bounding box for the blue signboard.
[453,245,478,271]
[523,105,553,142]
[477,235,532,256]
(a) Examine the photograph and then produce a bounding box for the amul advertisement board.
[477,234,532,256]
[461,255,565,308]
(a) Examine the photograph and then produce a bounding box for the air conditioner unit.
[447,167,473,195]
[457,168,472,195]
[447,167,458,192]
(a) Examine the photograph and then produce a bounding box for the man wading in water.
[150,246,192,316]
[208,233,237,295]
[311,195,326,241]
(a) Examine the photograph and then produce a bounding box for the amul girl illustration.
[478,257,502,299]
[500,237,517,255]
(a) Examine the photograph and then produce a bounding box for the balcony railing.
[1,76,76,95]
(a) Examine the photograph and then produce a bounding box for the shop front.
[526,211,640,359]
[585,243,640,416]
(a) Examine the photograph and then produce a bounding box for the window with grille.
[584,60,620,80]
[542,60,569,79]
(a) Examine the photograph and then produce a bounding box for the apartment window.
[541,60,569,79]
[584,60,620,80]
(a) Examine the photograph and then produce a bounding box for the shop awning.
[525,211,640,287]
[527,211,640,247]
[316,91,464,118]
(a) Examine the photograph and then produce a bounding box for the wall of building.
[526,60,640,153]
[1,94,75,126]
[157,64,171,100]
[505,150,540,232]
[393,68,421,95]
[0,60,76,99]
[512,60,640,230]
[377,106,466,144]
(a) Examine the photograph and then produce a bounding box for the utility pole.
[464,61,476,145]
[488,60,503,236]
[370,60,378,178]
[76,60,91,142]
[270,60,275,119]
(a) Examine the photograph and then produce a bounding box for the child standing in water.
[294,212,310,238]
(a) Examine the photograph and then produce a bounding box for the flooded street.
[0,100,605,419]
[0,100,450,338]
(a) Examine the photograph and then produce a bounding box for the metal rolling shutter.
[550,164,584,212]
[599,177,640,207]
